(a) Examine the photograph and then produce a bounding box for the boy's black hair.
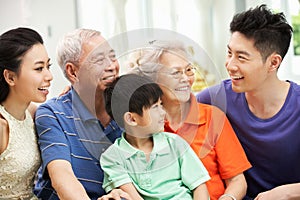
[230,4,293,61]
[104,73,163,127]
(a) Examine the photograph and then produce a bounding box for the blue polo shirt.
[34,88,122,200]
[100,132,210,199]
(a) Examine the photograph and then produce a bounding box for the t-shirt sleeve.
[214,109,252,179]
[100,145,132,193]
[196,82,228,113]
[196,87,213,104]
[174,135,211,190]
[35,103,71,176]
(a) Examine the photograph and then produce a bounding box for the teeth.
[175,86,189,91]
[103,75,115,81]
[232,76,243,80]
[38,87,49,90]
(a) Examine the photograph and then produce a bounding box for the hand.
[28,102,38,119]
[97,189,132,200]
[254,185,291,200]
[59,85,71,96]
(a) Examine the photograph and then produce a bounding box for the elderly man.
[34,28,130,200]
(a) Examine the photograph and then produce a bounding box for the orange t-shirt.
[164,95,251,200]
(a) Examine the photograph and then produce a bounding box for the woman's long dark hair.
[0,27,44,102]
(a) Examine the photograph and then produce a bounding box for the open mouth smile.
[231,76,244,80]
[175,86,189,91]
[38,86,50,91]
[102,75,116,81]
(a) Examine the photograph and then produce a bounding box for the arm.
[118,183,143,200]
[219,173,247,200]
[98,189,132,200]
[254,183,300,200]
[0,117,8,154]
[48,160,90,200]
[100,145,136,198]
[212,108,251,200]
[196,82,228,113]
[28,102,38,119]
[174,134,210,199]
[35,100,97,199]
[193,183,210,200]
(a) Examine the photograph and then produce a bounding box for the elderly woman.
[128,40,251,200]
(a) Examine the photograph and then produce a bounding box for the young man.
[197,4,300,200]
[34,29,130,200]
[101,73,211,200]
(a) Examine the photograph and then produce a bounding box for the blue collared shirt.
[34,88,122,200]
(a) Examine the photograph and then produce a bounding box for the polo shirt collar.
[183,94,206,125]
[71,87,97,122]
[119,132,171,159]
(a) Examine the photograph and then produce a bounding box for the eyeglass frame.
[159,63,196,79]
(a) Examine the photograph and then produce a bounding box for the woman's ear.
[3,69,16,86]
[65,62,79,83]
[124,112,138,126]
[268,53,282,72]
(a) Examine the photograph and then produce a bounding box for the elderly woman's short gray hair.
[128,40,192,81]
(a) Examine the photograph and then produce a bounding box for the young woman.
[0,27,53,199]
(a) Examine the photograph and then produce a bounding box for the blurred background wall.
[0,0,299,98]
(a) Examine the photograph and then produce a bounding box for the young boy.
[101,73,210,200]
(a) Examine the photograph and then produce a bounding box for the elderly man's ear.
[65,62,79,83]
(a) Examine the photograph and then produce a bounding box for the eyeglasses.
[161,64,196,79]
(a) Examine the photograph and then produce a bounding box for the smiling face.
[77,35,120,92]
[156,51,194,103]
[12,43,53,103]
[132,98,166,136]
[225,32,272,93]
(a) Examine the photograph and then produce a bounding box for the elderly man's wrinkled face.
[77,35,120,93]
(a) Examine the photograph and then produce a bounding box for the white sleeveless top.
[0,105,41,200]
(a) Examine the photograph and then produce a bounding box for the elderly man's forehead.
[80,38,115,64]
[89,42,115,55]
